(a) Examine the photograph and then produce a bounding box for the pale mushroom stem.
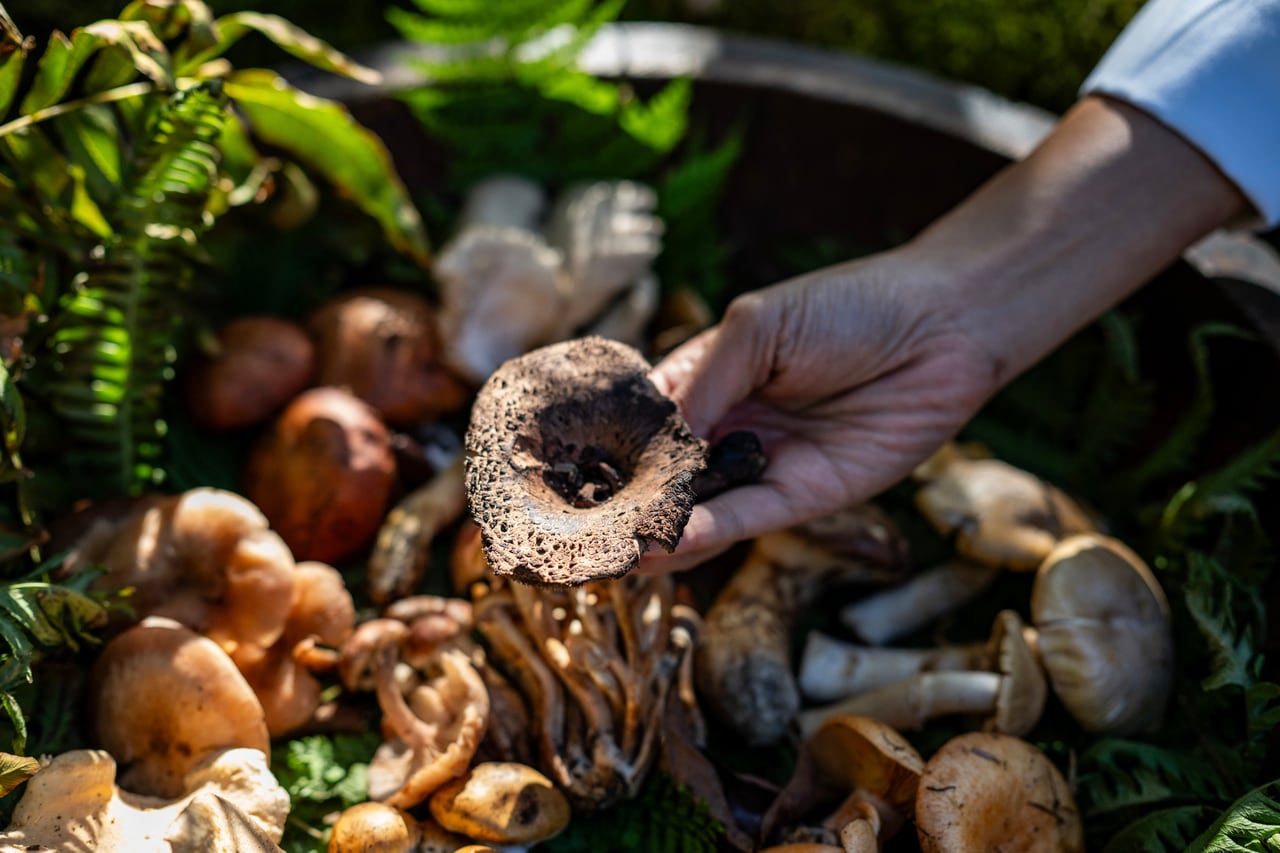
[838,563,1001,646]
[798,632,988,703]
[799,671,1001,741]
[373,646,435,749]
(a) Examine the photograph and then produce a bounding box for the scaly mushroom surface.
[465,336,707,585]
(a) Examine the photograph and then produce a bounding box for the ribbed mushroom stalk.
[798,611,1046,739]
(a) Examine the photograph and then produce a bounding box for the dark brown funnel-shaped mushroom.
[465,336,707,586]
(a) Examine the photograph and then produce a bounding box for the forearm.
[904,95,1250,386]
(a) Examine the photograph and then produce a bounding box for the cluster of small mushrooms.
[0,174,1172,852]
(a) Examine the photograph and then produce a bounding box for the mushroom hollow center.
[540,442,628,508]
[511,387,675,511]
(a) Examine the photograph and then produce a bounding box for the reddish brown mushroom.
[244,387,396,563]
[465,336,707,586]
[308,287,468,425]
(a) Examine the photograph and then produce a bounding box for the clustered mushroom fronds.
[472,572,697,811]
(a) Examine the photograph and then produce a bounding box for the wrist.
[897,96,1248,387]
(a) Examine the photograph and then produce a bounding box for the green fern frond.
[1103,806,1218,853]
[36,81,225,497]
[1159,427,1280,548]
[1183,553,1263,691]
[1076,738,1231,816]
[1185,779,1280,852]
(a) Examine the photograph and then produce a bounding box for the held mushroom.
[798,611,1046,739]
[0,748,289,853]
[914,447,1094,570]
[90,618,271,798]
[1027,533,1174,733]
[428,762,571,846]
[696,505,910,746]
[914,732,1082,852]
[465,336,708,585]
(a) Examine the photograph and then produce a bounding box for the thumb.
[650,299,775,437]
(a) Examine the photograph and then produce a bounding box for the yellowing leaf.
[0,751,39,797]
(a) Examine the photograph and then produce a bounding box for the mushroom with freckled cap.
[798,610,1047,738]
[428,761,571,845]
[90,617,271,798]
[914,732,1082,852]
[465,336,708,586]
[914,447,1094,570]
[1027,533,1173,733]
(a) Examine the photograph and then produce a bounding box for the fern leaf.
[1076,738,1230,816]
[1103,806,1218,853]
[1186,779,1280,852]
[37,82,224,496]
[1160,428,1280,547]
[538,773,723,853]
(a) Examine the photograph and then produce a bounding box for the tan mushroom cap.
[1031,533,1173,733]
[915,732,1082,853]
[164,791,286,852]
[327,801,422,853]
[809,715,923,816]
[428,762,571,845]
[914,455,1094,570]
[465,336,707,585]
[986,610,1047,736]
[90,618,270,798]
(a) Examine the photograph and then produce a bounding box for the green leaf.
[1187,780,1280,852]
[1076,738,1228,816]
[20,22,171,114]
[0,4,29,119]
[1104,806,1218,853]
[0,751,38,796]
[52,104,123,205]
[1184,552,1261,691]
[120,0,216,46]
[0,692,26,753]
[223,69,430,266]
[180,12,379,83]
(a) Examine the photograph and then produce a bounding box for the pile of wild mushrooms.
[0,173,1173,853]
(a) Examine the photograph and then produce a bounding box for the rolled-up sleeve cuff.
[1081,0,1280,227]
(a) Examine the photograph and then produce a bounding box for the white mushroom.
[838,561,1000,646]
[543,180,663,333]
[0,748,288,852]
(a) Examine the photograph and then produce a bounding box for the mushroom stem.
[799,671,1002,740]
[798,632,988,703]
[458,175,545,232]
[838,562,1000,646]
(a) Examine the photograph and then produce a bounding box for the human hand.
[643,251,999,572]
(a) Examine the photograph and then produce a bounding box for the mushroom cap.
[90,618,270,798]
[808,715,923,815]
[914,458,1094,569]
[1031,533,1173,733]
[164,791,286,852]
[915,732,1082,853]
[986,610,1047,736]
[308,287,468,425]
[465,336,707,585]
[327,802,422,853]
[427,761,571,844]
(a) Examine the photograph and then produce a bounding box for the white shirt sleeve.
[1081,0,1280,227]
